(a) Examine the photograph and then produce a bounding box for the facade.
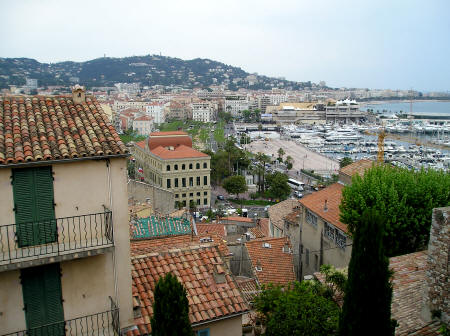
[192,100,215,123]
[0,89,134,335]
[132,131,211,209]
[325,99,366,124]
[164,100,189,120]
[132,115,154,136]
[223,95,249,117]
[145,102,166,124]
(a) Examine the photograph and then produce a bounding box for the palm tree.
[277,147,285,162]
[285,155,294,170]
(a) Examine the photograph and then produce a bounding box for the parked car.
[294,191,304,198]
[217,195,225,200]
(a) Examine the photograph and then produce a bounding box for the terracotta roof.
[150,144,208,159]
[134,115,153,121]
[235,276,261,303]
[0,95,128,165]
[299,183,347,233]
[149,131,188,136]
[245,237,296,285]
[148,134,192,151]
[267,199,300,230]
[339,159,374,177]
[130,245,249,334]
[196,223,227,239]
[218,216,254,223]
[135,141,145,149]
[390,251,433,336]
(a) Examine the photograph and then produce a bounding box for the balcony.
[0,211,114,272]
[2,297,120,336]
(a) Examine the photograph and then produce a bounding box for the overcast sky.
[1,0,449,91]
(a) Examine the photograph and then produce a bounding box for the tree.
[255,152,271,193]
[151,273,194,336]
[277,147,285,162]
[340,165,450,256]
[339,209,396,336]
[266,172,291,201]
[222,175,248,201]
[285,155,294,170]
[339,157,353,168]
[255,281,340,336]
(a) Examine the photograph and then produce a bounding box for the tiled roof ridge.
[131,241,221,259]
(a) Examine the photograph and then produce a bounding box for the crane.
[377,128,386,163]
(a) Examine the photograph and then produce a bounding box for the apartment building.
[132,115,154,136]
[192,100,215,123]
[223,95,249,117]
[0,86,134,335]
[164,100,189,120]
[132,131,211,209]
[145,101,166,124]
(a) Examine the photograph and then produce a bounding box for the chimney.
[323,199,328,212]
[421,206,449,325]
[72,85,86,104]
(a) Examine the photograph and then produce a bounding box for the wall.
[0,270,26,333]
[228,243,253,277]
[127,179,174,215]
[194,315,243,336]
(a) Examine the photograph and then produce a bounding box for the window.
[174,164,178,170]
[197,192,201,196]
[182,164,185,170]
[203,176,208,185]
[305,209,317,227]
[314,254,319,271]
[197,199,200,205]
[166,179,171,188]
[336,230,347,250]
[204,191,208,196]
[197,176,200,186]
[182,193,186,197]
[189,177,194,187]
[174,178,179,188]
[203,162,207,169]
[197,329,210,336]
[189,193,193,197]
[175,194,179,198]
[189,163,193,169]
[196,163,200,169]
[203,198,208,205]
[324,222,335,241]
[182,178,186,187]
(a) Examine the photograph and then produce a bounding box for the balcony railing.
[2,297,120,336]
[0,211,114,269]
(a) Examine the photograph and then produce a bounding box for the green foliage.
[277,147,285,161]
[285,155,294,170]
[228,198,275,206]
[339,209,396,336]
[265,172,291,201]
[255,281,340,336]
[151,273,194,336]
[222,175,248,197]
[242,109,261,123]
[339,157,353,168]
[218,111,233,123]
[127,159,135,179]
[319,264,347,298]
[119,128,146,144]
[340,165,450,256]
[214,121,226,144]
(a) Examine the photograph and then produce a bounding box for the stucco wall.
[0,270,26,334]
[127,179,174,215]
[194,315,243,336]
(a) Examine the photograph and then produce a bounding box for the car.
[294,191,303,198]
[217,195,225,200]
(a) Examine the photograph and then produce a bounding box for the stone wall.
[127,180,174,215]
[423,206,449,325]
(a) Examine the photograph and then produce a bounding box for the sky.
[1,0,449,91]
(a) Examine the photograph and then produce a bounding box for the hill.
[0,55,311,91]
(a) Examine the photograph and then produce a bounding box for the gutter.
[0,153,130,169]
[191,310,249,328]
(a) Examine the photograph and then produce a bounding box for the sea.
[360,100,450,117]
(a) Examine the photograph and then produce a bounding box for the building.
[165,100,189,120]
[145,102,166,124]
[223,95,249,117]
[0,87,134,335]
[325,99,366,124]
[132,131,211,209]
[132,115,154,136]
[192,100,215,123]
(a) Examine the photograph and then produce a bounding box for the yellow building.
[133,131,211,209]
[0,88,134,335]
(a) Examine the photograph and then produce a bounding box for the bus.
[287,178,305,191]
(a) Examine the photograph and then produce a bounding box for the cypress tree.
[151,273,194,336]
[339,208,396,336]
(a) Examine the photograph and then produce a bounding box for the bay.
[361,100,450,116]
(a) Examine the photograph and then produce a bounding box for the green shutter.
[21,264,65,335]
[13,166,56,247]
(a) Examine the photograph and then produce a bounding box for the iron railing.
[2,297,120,336]
[0,211,114,266]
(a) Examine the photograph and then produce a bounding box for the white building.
[192,101,215,123]
[133,115,154,136]
[146,102,166,124]
[223,95,249,117]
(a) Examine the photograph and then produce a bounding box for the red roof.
[148,135,192,151]
[245,237,296,285]
[135,141,146,149]
[218,216,253,223]
[130,244,248,335]
[151,145,208,159]
[134,115,153,121]
[150,131,188,136]
[299,183,347,233]
[196,223,227,239]
[0,95,128,165]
